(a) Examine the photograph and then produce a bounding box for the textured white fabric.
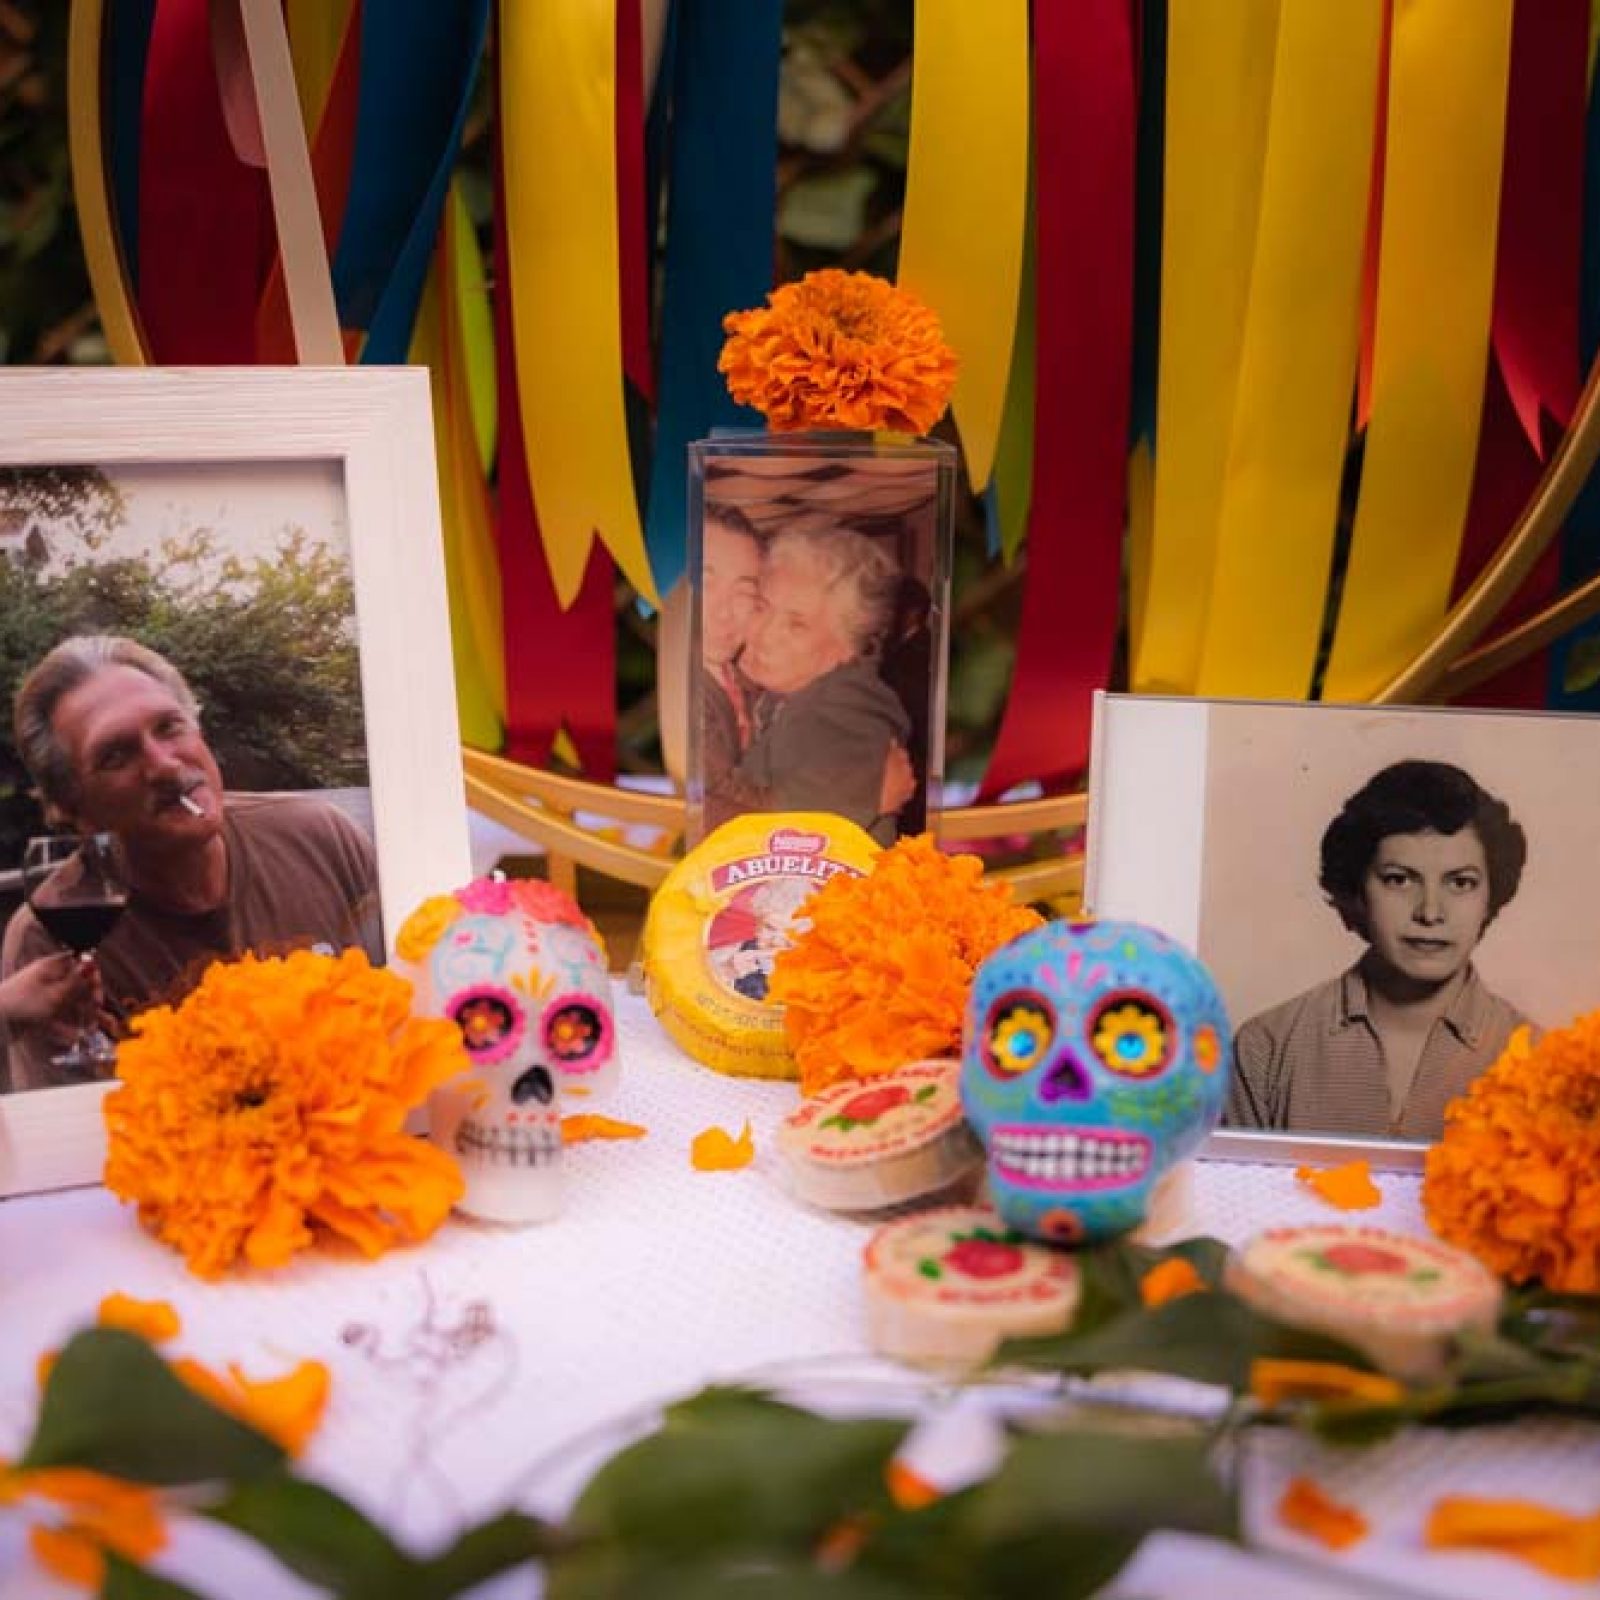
[0,991,1590,1599]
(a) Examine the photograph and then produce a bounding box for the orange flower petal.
[886,1459,942,1510]
[224,1360,330,1457]
[1279,1477,1369,1551]
[692,1121,755,1172]
[563,1114,648,1143]
[1250,1359,1404,1409]
[7,1463,167,1588]
[1295,1160,1382,1211]
[29,1523,105,1589]
[1140,1258,1206,1307]
[1426,1497,1600,1579]
[96,1294,182,1343]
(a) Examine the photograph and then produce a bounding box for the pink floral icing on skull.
[396,876,619,1224]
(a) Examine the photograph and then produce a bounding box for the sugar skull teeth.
[990,1126,1152,1190]
[454,1121,562,1168]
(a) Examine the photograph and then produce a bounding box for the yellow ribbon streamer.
[897,0,1029,494]
[410,265,503,748]
[1195,0,1383,698]
[441,184,506,716]
[1322,0,1514,701]
[1133,0,1281,694]
[285,0,352,137]
[66,0,147,364]
[499,4,658,607]
[447,183,497,477]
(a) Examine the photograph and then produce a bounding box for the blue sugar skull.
[959,919,1230,1244]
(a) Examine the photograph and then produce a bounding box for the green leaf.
[412,1510,563,1597]
[206,1473,411,1593]
[554,1387,907,1590]
[21,1329,285,1485]
[549,1550,920,1598]
[1561,630,1600,694]
[999,1290,1371,1390]
[101,1552,212,1600]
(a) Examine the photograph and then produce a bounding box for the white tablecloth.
[1,992,1595,1598]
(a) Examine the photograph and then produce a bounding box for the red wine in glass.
[19,832,128,1077]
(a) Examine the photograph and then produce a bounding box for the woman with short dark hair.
[1226,760,1528,1139]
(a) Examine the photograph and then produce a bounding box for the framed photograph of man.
[0,368,471,1196]
[685,432,955,848]
[1085,693,1600,1167]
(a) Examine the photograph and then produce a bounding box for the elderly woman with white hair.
[728,524,913,845]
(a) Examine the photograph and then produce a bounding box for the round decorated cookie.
[642,813,879,1078]
[864,1205,1081,1370]
[778,1060,982,1211]
[1226,1224,1503,1381]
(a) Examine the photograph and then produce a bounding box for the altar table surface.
[1,991,1596,1599]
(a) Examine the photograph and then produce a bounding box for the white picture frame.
[0,367,471,1196]
[1085,691,1600,1170]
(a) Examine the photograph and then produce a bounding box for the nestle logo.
[768,829,824,855]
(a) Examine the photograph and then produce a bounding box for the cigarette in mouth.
[178,793,205,817]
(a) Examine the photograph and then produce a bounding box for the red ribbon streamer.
[982,0,1136,798]
[138,0,271,361]
[616,0,654,402]
[1489,0,1584,453]
[492,145,616,777]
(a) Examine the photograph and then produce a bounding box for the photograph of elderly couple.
[1198,700,1600,1144]
[0,460,382,1096]
[690,444,952,847]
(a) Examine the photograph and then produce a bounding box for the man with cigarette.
[2,634,382,1090]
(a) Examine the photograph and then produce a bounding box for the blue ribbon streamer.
[1549,62,1600,709]
[331,0,490,363]
[106,0,157,293]
[1128,0,1167,448]
[643,0,782,596]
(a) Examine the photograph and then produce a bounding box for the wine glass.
[19,833,128,1077]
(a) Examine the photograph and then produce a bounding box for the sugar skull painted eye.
[544,996,614,1074]
[983,993,1056,1077]
[448,986,525,1064]
[1087,992,1173,1077]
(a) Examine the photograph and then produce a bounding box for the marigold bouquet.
[718,268,957,433]
[104,948,466,1279]
[768,834,1042,1096]
[1422,1015,1600,1293]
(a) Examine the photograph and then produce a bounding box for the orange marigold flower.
[768,835,1042,1096]
[1422,1016,1600,1293]
[1140,1257,1206,1307]
[718,269,957,434]
[1295,1159,1382,1211]
[1278,1477,1369,1551]
[1425,1496,1600,1579]
[103,949,466,1279]
[0,1461,166,1590]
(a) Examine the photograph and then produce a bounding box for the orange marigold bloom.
[103,949,466,1279]
[718,269,957,434]
[1422,1017,1600,1293]
[768,835,1042,1096]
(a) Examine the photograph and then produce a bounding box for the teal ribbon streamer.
[644,0,782,595]
[331,0,490,362]
[107,0,156,292]
[1549,62,1600,709]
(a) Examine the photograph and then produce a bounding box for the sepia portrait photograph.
[685,435,954,848]
[1195,700,1600,1144]
[0,458,383,1096]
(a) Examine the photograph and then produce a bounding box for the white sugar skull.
[398,877,619,1224]
[960,919,1230,1245]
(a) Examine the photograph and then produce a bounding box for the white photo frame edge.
[0,366,472,1198]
